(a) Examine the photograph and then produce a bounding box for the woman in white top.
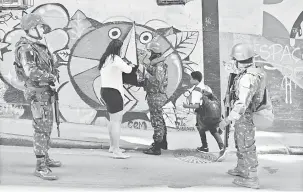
[98,39,136,159]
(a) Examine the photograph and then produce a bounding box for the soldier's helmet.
[146,41,162,54]
[230,43,255,61]
[20,13,50,31]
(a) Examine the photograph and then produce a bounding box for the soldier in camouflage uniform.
[15,13,61,180]
[140,41,168,155]
[219,43,267,189]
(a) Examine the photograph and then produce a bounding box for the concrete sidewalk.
[0,118,303,155]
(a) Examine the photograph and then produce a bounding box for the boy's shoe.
[216,148,227,162]
[196,146,209,153]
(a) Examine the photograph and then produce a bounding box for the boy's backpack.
[194,86,222,126]
[252,88,274,129]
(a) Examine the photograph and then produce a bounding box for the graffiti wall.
[0,0,203,131]
[217,0,303,132]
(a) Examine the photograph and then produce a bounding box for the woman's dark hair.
[191,71,203,82]
[98,39,123,70]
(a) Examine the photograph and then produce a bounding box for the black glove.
[137,78,147,87]
[49,81,55,86]
[53,68,60,81]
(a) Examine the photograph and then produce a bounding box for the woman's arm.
[115,56,133,74]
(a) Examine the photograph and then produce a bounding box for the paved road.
[0,146,302,191]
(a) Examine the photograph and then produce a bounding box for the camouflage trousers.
[30,99,54,156]
[234,112,258,174]
[146,93,167,143]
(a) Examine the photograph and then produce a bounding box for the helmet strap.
[236,62,253,71]
[149,50,161,61]
[26,27,43,40]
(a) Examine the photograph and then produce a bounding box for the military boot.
[143,142,161,155]
[160,135,168,150]
[227,159,246,177]
[232,171,260,189]
[45,154,62,167]
[34,158,58,180]
[151,135,168,150]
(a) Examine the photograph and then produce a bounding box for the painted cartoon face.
[68,21,183,110]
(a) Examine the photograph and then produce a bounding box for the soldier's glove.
[47,74,57,83]
[49,81,55,87]
[137,79,146,87]
[53,68,60,81]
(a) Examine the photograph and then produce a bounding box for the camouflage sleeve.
[18,46,56,83]
[52,53,59,68]
[146,62,167,86]
[227,74,260,121]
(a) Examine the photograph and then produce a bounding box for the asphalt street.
[0,146,302,191]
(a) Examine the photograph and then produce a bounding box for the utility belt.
[145,91,168,100]
[30,99,53,120]
[26,84,55,104]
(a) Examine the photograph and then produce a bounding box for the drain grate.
[173,148,218,164]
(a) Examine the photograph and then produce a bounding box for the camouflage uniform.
[145,56,168,143]
[227,65,266,186]
[15,36,60,180]
[16,37,57,156]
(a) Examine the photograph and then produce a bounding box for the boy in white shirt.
[183,71,225,155]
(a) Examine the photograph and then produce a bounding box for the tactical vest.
[230,66,266,112]
[229,66,274,128]
[145,61,168,94]
[14,38,54,88]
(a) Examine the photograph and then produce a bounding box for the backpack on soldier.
[244,67,275,129]
[194,86,222,126]
[252,88,274,129]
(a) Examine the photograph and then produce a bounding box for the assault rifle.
[39,81,61,137]
[215,72,237,162]
[53,87,60,137]
[53,70,60,137]
[223,73,237,150]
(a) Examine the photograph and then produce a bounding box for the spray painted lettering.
[127,120,148,130]
[175,116,195,131]
[254,44,301,63]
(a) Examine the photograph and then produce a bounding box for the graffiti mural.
[219,0,303,132]
[0,1,202,131]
